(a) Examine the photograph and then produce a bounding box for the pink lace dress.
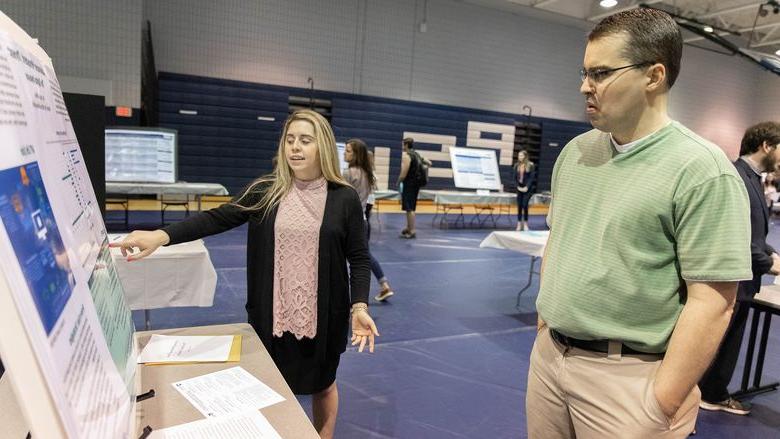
[270,177,339,394]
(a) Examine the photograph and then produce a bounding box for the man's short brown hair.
[740,122,780,156]
[589,8,683,89]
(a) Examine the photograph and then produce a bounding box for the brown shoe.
[699,397,751,415]
[374,289,395,302]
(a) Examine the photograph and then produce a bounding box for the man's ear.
[646,63,667,92]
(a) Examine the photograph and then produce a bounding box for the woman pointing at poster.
[111,109,378,439]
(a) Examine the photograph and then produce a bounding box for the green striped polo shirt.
[537,121,752,353]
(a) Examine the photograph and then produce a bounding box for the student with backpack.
[397,138,431,239]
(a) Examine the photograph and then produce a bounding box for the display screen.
[105,128,177,183]
[449,146,501,190]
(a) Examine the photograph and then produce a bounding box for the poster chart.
[0,12,136,439]
[336,142,347,173]
[449,146,502,190]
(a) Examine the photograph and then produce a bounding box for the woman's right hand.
[109,230,170,261]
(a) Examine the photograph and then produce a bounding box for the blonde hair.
[232,109,347,217]
[516,150,535,172]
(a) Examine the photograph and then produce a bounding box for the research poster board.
[449,146,502,190]
[336,141,347,173]
[105,127,177,184]
[0,11,136,439]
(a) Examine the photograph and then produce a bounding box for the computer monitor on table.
[105,127,178,184]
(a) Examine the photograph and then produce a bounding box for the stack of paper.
[171,366,285,418]
[149,411,282,439]
[152,367,287,438]
[137,335,241,364]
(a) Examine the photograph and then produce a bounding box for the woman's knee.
[316,381,338,398]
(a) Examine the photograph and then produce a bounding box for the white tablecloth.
[420,190,517,205]
[756,284,780,310]
[109,234,217,310]
[479,230,550,257]
[374,190,400,200]
[106,181,228,196]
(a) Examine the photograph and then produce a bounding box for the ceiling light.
[600,0,618,7]
[776,49,780,56]
[703,26,714,33]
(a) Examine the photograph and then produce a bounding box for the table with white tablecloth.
[109,234,217,329]
[106,181,229,211]
[730,284,780,400]
[420,190,517,228]
[374,189,400,200]
[480,230,549,309]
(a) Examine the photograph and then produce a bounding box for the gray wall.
[143,0,780,156]
[3,0,778,154]
[2,0,142,107]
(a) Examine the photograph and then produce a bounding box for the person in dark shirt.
[699,121,780,416]
[112,110,378,438]
[514,149,537,231]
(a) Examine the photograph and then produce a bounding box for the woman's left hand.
[351,306,379,353]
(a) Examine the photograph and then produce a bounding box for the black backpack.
[409,151,429,187]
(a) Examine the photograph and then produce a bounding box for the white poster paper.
[172,367,285,418]
[138,335,233,364]
[0,14,136,439]
[149,411,282,439]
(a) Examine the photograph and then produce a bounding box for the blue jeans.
[365,204,387,284]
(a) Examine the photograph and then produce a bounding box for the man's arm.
[653,280,736,417]
[536,206,553,332]
[398,152,410,184]
[537,242,549,332]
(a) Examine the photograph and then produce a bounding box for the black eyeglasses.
[579,62,653,83]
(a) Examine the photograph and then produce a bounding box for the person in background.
[764,172,778,210]
[344,139,396,302]
[112,110,379,439]
[397,138,431,239]
[365,150,377,241]
[527,9,751,438]
[514,149,537,231]
[699,121,780,415]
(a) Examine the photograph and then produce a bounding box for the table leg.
[197,194,202,212]
[740,307,761,391]
[731,305,780,399]
[753,311,773,388]
[431,206,438,227]
[516,256,538,309]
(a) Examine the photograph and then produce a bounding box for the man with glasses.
[526,8,751,438]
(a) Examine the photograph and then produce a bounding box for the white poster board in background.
[0,11,137,439]
[449,146,502,191]
[336,141,348,174]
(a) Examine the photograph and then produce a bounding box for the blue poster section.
[0,162,74,334]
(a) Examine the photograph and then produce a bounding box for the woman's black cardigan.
[162,181,370,362]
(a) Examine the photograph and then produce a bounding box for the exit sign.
[115,106,132,117]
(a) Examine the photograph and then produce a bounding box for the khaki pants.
[526,327,699,438]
